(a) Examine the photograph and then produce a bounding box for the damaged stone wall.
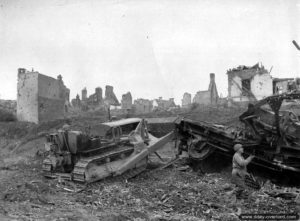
[227,63,272,102]
[152,97,177,111]
[38,74,69,122]
[71,94,81,108]
[17,69,39,123]
[87,87,103,106]
[17,68,69,123]
[182,92,191,108]
[134,99,153,113]
[104,85,119,106]
[121,92,132,110]
[82,87,87,101]
[193,91,211,105]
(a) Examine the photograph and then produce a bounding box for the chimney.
[82,87,87,101]
[18,68,26,74]
[210,73,215,82]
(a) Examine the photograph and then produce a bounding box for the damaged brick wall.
[121,92,132,110]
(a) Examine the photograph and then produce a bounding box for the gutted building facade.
[81,87,87,101]
[71,94,81,108]
[152,97,177,111]
[273,78,300,94]
[104,85,119,106]
[121,92,133,110]
[87,87,103,106]
[17,68,69,123]
[181,92,192,108]
[227,63,272,103]
[133,98,153,113]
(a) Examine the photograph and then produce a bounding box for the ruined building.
[17,68,70,123]
[104,85,119,106]
[87,87,103,105]
[75,87,103,108]
[182,92,191,108]
[134,99,153,113]
[121,92,132,110]
[227,63,272,103]
[273,78,300,94]
[81,87,87,101]
[193,73,219,105]
[152,97,177,111]
[72,85,118,111]
[71,94,81,108]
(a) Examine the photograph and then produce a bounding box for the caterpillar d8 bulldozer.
[42,118,174,183]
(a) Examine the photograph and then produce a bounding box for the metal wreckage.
[42,92,300,183]
[176,92,300,175]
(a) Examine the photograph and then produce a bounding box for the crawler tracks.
[42,145,137,183]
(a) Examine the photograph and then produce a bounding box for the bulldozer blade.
[115,131,175,176]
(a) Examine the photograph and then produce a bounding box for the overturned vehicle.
[175,92,300,175]
[43,118,174,183]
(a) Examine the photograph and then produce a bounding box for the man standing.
[232,144,254,200]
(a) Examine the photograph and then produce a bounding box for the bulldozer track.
[42,145,135,182]
[72,145,134,182]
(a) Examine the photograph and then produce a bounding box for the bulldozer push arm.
[114,131,175,176]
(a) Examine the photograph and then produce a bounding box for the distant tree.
[0,109,16,122]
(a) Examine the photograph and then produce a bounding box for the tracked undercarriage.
[43,118,174,183]
[175,92,300,175]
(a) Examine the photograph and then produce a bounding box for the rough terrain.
[0,107,299,220]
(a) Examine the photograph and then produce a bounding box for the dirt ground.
[0,108,299,220]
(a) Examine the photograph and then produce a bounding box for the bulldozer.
[42,118,174,183]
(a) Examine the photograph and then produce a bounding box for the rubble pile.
[0,142,298,220]
[72,162,299,220]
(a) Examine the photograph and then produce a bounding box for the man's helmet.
[234,143,243,152]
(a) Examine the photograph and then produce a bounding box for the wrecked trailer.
[175,92,300,175]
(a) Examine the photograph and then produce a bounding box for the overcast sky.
[1,0,300,104]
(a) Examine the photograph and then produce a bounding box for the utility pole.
[292,40,300,51]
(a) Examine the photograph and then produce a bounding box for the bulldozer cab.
[112,126,122,142]
[90,118,147,143]
[104,127,122,142]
